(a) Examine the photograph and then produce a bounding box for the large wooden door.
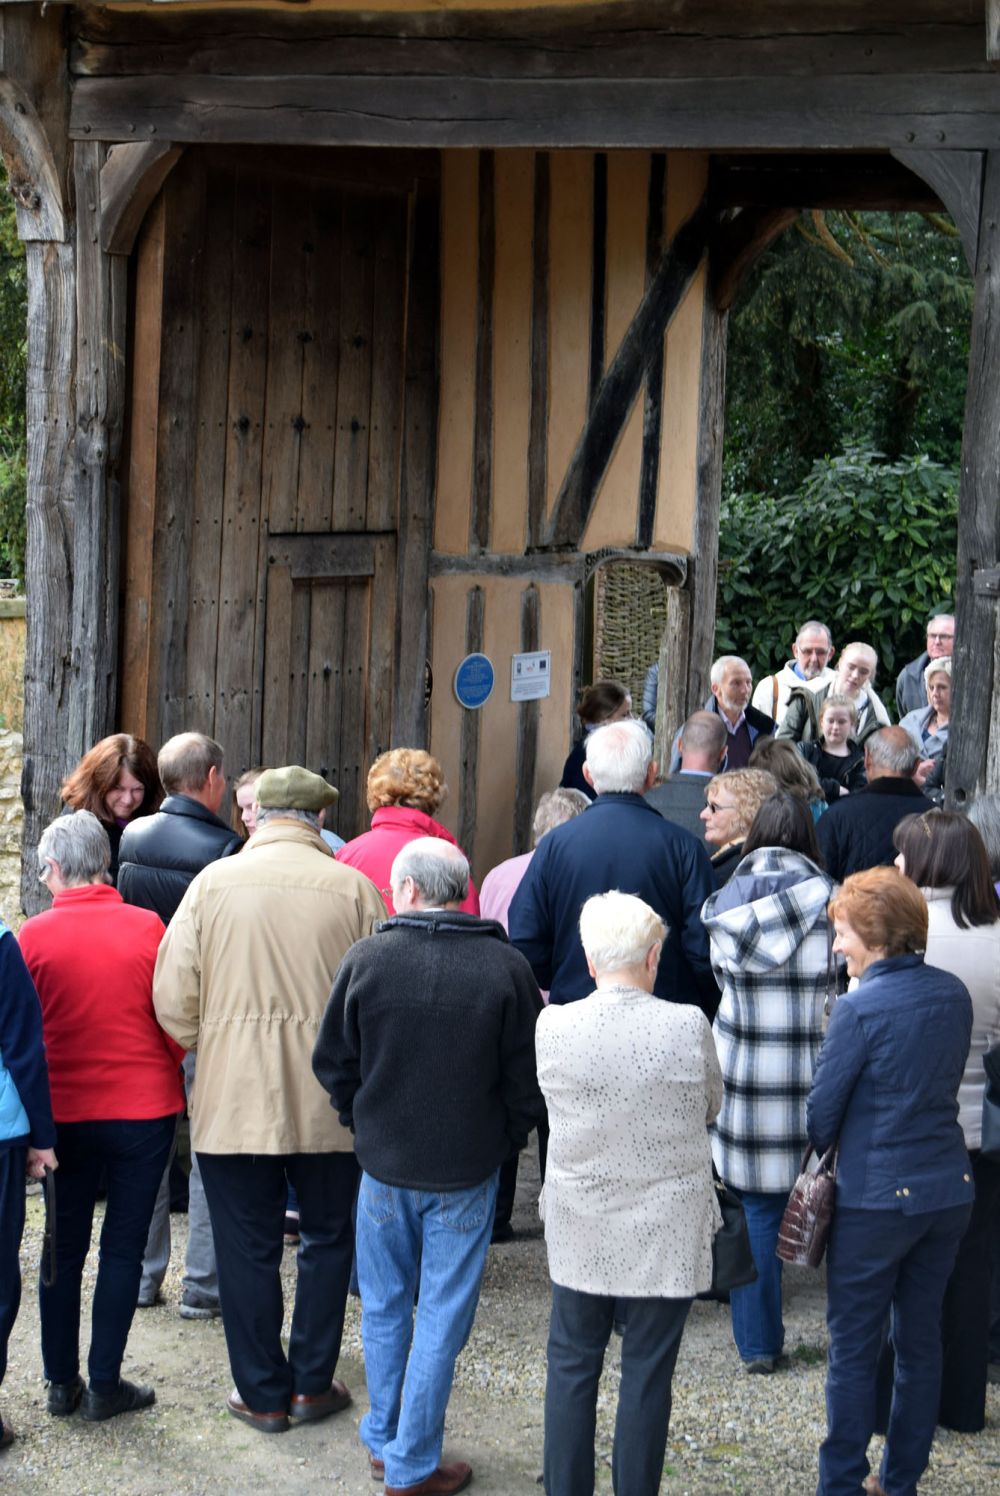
[262,533,396,839]
[120,147,438,799]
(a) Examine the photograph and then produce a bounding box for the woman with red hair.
[61,734,161,882]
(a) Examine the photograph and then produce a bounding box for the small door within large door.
[262,533,397,840]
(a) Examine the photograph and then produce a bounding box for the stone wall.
[0,729,23,928]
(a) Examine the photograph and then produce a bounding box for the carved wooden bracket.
[100,140,183,254]
[0,77,66,241]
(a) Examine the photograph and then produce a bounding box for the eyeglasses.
[927,632,954,643]
[706,800,737,815]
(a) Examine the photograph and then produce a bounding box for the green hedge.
[716,450,958,708]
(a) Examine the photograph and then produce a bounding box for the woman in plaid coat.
[702,793,834,1374]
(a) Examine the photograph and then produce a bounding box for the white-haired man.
[751,621,837,726]
[510,719,717,1017]
[816,727,932,881]
[669,656,775,773]
[778,642,891,747]
[313,838,542,1495]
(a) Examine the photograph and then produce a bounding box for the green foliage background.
[719,211,969,699]
[716,450,957,707]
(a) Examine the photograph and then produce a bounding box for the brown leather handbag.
[776,1145,837,1268]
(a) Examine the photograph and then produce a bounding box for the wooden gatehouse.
[1,1,999,911]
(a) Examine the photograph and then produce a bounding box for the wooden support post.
[988,0,1000,65]
[21,239,76,916]
[946,149,1000,809]
[512,584,540,854]
[457,587,485,866]
[657,585,691,771]
[69,140,126,763]
[686,297,729,717]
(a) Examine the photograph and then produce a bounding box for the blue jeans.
[357,1169,498,1490]
[39,1115,176,1390]
[543,1283,691,1496]
[818,1202,971,1496]
[729,1187,788,1362]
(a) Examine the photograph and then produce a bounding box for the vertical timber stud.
[637,154,666,551]
[512,584,541,854]
[947,151,1000,808]
[393,176,440,748]
[22,239,75,917]
[470,151,494,553]
[686,298,729,717]
[527,152,549,550]
[458,587,485,868]
[70,141,126,761]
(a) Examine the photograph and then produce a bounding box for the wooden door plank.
[151,152,207,743]
[214,166,271,770]
[261,560,293,769]
[286,579,312,766]
[332,193,375,531]
[297,182,341,532]
[368,535,397,766]
[186,162,234,735]
[268,532,375,579]
[366,194,408,532]
[261,183,309,535]
[305,578,345,783]
[120,190,165,738]
[338,577,373,840]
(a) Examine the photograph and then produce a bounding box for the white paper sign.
[511,650,551,702]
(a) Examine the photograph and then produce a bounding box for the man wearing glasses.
[895,610,955,719]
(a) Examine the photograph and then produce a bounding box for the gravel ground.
[2,1144,998,1495]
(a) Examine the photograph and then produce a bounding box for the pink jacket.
[336,806,480,916]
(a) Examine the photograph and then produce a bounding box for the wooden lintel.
[430,549,687,586]
[544,198,712,551]
[710,153,945,213]
[100,140,183,255]
[711,206,801,312]
[69,73,1000,152]
[989,0,1000,65]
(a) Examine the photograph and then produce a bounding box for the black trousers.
[197,1151,359,1411]
[0,1145,27,1398]
[940,1149,1000,1432]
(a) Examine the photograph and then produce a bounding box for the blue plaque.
[453,652,495,710]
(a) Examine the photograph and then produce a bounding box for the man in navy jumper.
[313,838,541,1496]
[509,718,717,1018]
[0,924,56,1451]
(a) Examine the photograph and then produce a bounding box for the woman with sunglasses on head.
[892,809,1000,1435]
[699,768,777,888]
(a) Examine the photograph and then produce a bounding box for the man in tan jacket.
[153,765,386,1435]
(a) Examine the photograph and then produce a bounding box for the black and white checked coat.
[702,847,834,1192]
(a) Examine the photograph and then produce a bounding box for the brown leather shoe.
[368,1451,385,1481]
[384,1463,472,1495]
[288,1379,352,1422]
[226,1391,289,1434]
[863,1478,888,1496]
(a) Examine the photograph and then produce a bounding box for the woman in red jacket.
[337,749,479,915]
[18,811,184,1424]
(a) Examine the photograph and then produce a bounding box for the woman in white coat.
[892,809,1000,1435]
[536,891,722,1496]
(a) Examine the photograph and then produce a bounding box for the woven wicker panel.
[594,563,668,705]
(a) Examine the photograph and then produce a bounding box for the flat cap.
[255,765,339,813]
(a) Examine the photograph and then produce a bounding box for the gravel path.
[2,1146,997,1494]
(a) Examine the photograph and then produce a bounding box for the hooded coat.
[702,847,834,1192]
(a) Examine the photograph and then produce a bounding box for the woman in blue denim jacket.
[807,867,974,1496]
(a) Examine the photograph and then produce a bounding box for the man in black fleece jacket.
[313,837,542,1496]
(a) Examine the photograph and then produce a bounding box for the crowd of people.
[0,603,997,1496]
